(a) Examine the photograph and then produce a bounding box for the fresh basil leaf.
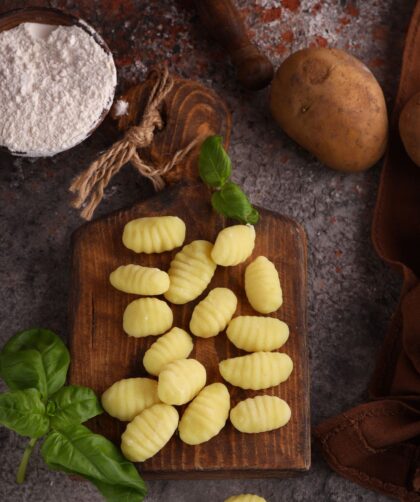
[0,329,70,398]
[0,389,49,438]
[199,135,231,188]
[0,350,48,398]
[41,424,147,502]
[86,479,147,502]
[246,207,260,225]
[211,182,260,224]
[49,385,103,428]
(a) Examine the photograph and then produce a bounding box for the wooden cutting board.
[68,182,310,479]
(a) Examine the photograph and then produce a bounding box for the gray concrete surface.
[0,0,415,500]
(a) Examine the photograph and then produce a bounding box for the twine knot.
[69,66,198,221]
[124,108,163,146]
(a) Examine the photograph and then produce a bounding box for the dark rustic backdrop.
[0,1,414,501]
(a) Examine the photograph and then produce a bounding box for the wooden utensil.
[112,74,231,185]
[193,0,274,90]
[69,182,310,479]
[0,6,76,30]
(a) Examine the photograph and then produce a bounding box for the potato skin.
[399,91,420,167]
[270,48,388,172]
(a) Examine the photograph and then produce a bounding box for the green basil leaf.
[0,389,49,438]
[211,182,260,224]
[0,329,70,398]
[246,207,260,225]
[86,479,147,502]
[199,135,231,188]
[0,350,48,399]
[41,424,147,502]
[49,385,103,428]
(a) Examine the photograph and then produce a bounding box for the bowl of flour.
[0,8,117,157]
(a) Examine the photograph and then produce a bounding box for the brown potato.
[270,48,388,172]
[399,91,420,166]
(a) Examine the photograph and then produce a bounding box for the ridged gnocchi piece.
[227,316,289,352]
[123,298,173,337]
[179,383,230,445]
[121,403,178,462]
[245,256,283,313]
[190,288,237,338]
[164,240,217,305]
[158,359,206,405]
[230,395,291,433]
[122,216,186,254]
[211,225,256,266]
[143,327,194,376]
[101,378,160,421]
[219,352,293,390]
[109,264,170,295]
[225,495,267,502]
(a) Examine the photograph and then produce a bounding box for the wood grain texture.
[193,0,274,90]
[0,6,75,29]
[69,182,310,479]
[113,75,231,184]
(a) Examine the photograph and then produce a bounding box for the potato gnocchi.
[230,395,291,433]
[109,216,298,455]
[219,352,293,390]
[190,287,237,338]
[122,216,186,254]
[227,316,289,352]
[158,358,206,405]
[225,495,267,502]
[101,378,160,422]
[121,403,178,462]
[179,383,230,445]
[143,327,193,376]
[211,224,256,266]
[164,240,217,304]
[109,264,170,295]
[123,297,173,337]
[245,256,282,314]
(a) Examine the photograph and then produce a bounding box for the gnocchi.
[190,288,237,338]
[178,383,230,445]
[101,378,160,422]
[230,395,291,433]
[122,216,186,254]
[164,240,217,305]
[143,327,194,376]
[245,256,282,314]
[121,403,178,462]
[225,496,267,502]
[219,352,293,390]
[109,264,170,295]
[227,316,289,352]
[211,225,256,266]
[123,298,173,337]
[158,359,206,405]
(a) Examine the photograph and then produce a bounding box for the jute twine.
[69,66,199,220]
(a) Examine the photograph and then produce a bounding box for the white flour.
[113,99,129,117]
[0,22,116,156]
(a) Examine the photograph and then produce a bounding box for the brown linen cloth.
[315,2,420,500]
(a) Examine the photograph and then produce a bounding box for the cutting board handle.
[193,0,274,90]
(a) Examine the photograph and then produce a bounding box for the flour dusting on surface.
[0,22,116,156]
[113,99,129,117]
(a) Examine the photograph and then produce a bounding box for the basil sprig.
[0,328,147,502]
[199,136,260,224]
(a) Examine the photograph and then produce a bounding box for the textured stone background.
[0,0,416,501]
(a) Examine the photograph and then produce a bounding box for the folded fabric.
[315,2,420,500]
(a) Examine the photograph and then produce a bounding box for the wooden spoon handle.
[193,0,274,90]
